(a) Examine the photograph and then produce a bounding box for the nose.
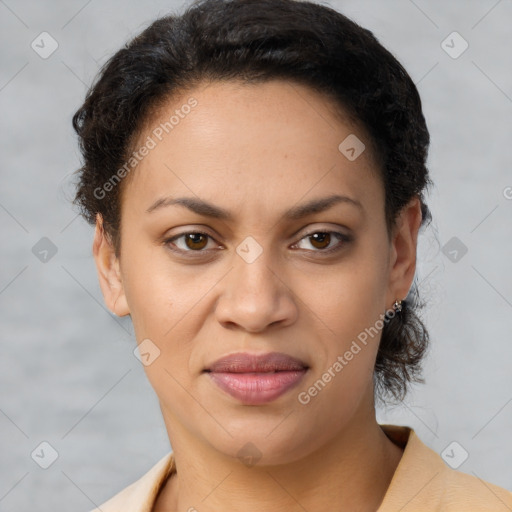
[215,244,298,333]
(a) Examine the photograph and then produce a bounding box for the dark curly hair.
[72,0,432,405]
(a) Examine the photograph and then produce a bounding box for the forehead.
[122,79,383,222]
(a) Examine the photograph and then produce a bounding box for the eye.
[293,230,351,254]
[164,231,219,253]
[164,229,351,256]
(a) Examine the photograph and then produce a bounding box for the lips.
[204,352,309,405]
[205,351,308,373]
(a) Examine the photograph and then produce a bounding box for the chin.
[200,417,321,468]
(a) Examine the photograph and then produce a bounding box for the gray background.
[1,0,511,510]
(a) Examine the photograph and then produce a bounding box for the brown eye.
[294,230,350,254]
[308,232,331,250]
[184,233,209,250]
[165,231,215,253]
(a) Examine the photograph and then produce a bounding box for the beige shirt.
[91,424,512,511]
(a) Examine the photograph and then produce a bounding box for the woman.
[72,0,512,510]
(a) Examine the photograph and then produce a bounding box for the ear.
[92,214,130,317]
[386,197,423,305]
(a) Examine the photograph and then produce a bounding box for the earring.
[393,299,403,313]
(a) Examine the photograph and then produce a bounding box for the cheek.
[301,252,389,342]
[295,268,384,426]
[294,241,389,397]
[123,257,197,400]
[120,244,213,378]
[120,242,186,333]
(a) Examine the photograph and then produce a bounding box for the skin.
[93,79,422,511]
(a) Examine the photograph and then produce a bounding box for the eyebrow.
[145,194,363,220]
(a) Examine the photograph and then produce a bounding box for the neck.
[154,402,403,511]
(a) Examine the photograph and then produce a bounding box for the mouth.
[204,352,309,405]
[205,351,309,373]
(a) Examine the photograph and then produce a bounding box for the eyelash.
[163,229,351,256]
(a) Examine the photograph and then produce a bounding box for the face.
[94,79,421,465]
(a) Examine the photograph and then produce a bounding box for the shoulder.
[438,466,512,508]
[378,424,512,511]
[89,452,175,512]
